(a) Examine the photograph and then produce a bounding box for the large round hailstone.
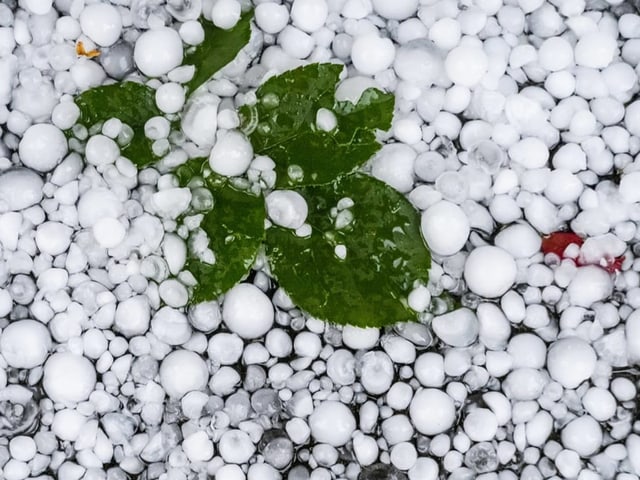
[566,265,613,308]
[159,350,209,399]
[77,188,124,228]
[43,353,97,404]
[309,400,356,446]
[19,124,68,173]
[410,388,456,435]
[464,246,517,298]
[134,27,184,77]
[79,3,122,47]
[266,190,308,230]
[209,130,253,177]
[0,168,43,211]
[561,415,603,457]
[0,320,52,369]
[371,0,419,20]
[574,31,617,69]
[222,284,274,339]
[445,45,488,87]
[421,201,470,256]
[547,337,597,389]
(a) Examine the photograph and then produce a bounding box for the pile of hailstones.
[4,0,640,480]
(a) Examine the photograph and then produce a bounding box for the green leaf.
[184,11,253,94]
[74,82,161,167]
[186,182,265,302]
[265,173,430,327]
[239,63,394,188]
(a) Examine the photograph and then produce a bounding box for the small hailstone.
[508,137,549,168]
[537,37,573,71]
[160,350,208,399]
[414,353,444,387]
[9,436,36,462]
[360,351,394,394]
[209,130,253,177]
[182,93,220,147]
[218,429,256,463]
[43,353,97,404]
[35,221,73,256]
[85,134,120,166]
[52,409,87,441]
[391,442,418,470]
[351,34,396,75]
[77,188,123,228]
[309,400,356,446]
[445,45,488,87]
[464,408,498,442]
[211,0,241,30]
[582,387,617,421]
[24,0,53,14]
[432,308,478,347]
[291,0,328,32]
[421,201,470,256]
[182,431,215,462]
[502,368,548,401]
[152,307,192,345]
[0,168,43,211]
[409,458,439,480]
[566,265,612,308]
[255,3,289,34]
[493,223,541,259]
[508,334,546,369]
[266,190,308,230]
[547,337,596,389]
[464,246,517,298]
[477,303,511,350]
[0,320,51,369]
[151,188,192,219]
[222,283,274,339]
[19,124,68,173]
[93,218,126,248]
[79,3,122,47]
[561,416,603,457]
[51,101,80,130]
[134,27,184,77]
[342,325,379,350]
[158,279,189,308]
[574,32,617,69]
[316,108,337,132]
[429,17,461,50]
[114,296,150,337]
[410,389,456,435]
[371,0,419,20]
[371,143,416,193]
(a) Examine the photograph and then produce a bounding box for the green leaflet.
[183,10,253,94]
[186,181,265,302]
[265,173,431,327]
[239,63,394,188]
[74,82,160,167]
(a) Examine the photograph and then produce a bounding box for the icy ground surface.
[3,0,640,479]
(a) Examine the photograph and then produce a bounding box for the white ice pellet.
[432,308,478,347]
[183,431,215,463]
[222,283,274,339]
[371,143,416,193]
[360,351,394,394]
[152,307,192,345]
[79,3,122,47]
[114,296,150,337]
[420,201,470,256]
[445,45,488,87]
[309,400,356,446]
[266,190,308,230]
[9,436,36,462]
[93,217,126,249]
[508,137,549,169]
[547,337,597,389]
[561,415,603,457]
[134,27,184,77]
[36,221,73,256]
[77,188,123,228]
[43,353,97,404]
[502,368,548,401]
[428,18,461,50]
[494,223,541,259]
[537,37,573,71]
[353,433,379,466]
[414,352,444,387]
[582,387,617,421]
[51,101,80,130]
[410,389,456,435]
[209,130,253,177]
[464,246,517,298]
[218,429,256,464]
[566,265,613,308]
[19,124,68,172]
[351,34,396,75]
[464,408,498,441]
[342,325,379,350]
[211,0,241,30]
[158,279,189,308]
[291,0,328,32]
[544,169,583,205]
[255,3,289,34]
[160,349,208,399]
[0,168,43,211]
[574,31,617,69]
[371,0,418,20]
[477,303,511,350]
[156,82,185,114]
[0,320,51,369]
[508,333,546,369]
